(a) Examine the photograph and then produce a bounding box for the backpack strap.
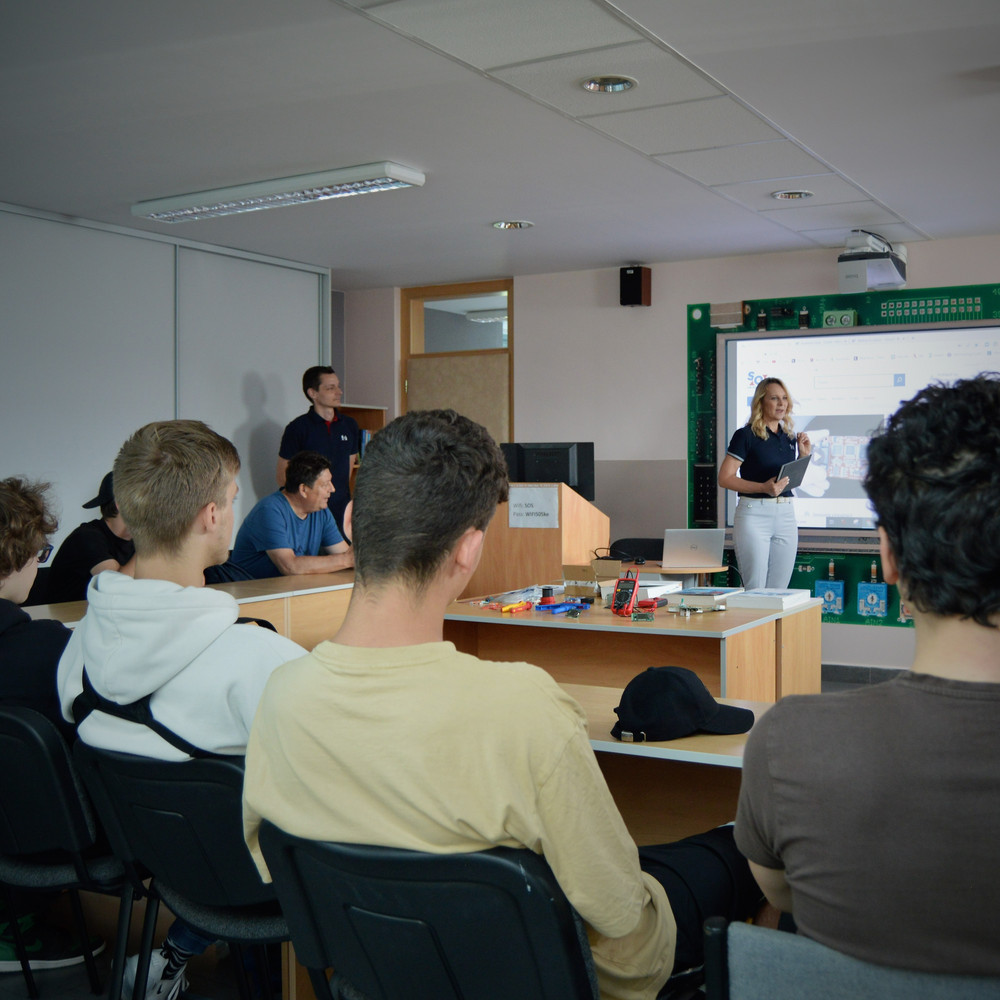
[235,616,277,632]
[72,667,215,759]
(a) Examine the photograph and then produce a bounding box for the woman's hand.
[766,476,789,497]
[797,431,811,456]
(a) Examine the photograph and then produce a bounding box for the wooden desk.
[24,571,355,650]
[211,572,354,649]
[444,598,821,701]
[562,682,771,844]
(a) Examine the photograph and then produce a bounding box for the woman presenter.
[718,377,811,589]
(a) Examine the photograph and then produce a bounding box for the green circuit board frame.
[687,281,1000,626]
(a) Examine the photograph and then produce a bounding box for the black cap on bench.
[611,666,755,743]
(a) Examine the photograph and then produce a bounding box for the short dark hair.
[351,410,510,592]
[0,477,58,578]
[283,451,332,494]
[863,373,1000,627]
[302,365,336,402]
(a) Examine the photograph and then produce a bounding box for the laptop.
[661,528,726,569]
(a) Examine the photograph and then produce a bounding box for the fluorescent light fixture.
[466,309,508,323]
[131,162,425,223]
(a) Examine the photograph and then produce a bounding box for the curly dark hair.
[863,373,1000,627]
[351,410,509,592]
[0,478,58,579]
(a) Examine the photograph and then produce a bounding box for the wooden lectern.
[461,483,611,599]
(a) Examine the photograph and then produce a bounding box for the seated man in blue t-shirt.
[228,452,354,580]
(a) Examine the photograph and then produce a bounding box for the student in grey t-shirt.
[735,374,1000,976]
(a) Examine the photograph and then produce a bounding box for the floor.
[0,952,242,1000]
[821,664,902,694]
[0,908,243,1000]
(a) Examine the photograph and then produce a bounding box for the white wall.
[343,287,399,418]
[0,207,329,550]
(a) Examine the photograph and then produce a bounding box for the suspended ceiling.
[2,0,999,289]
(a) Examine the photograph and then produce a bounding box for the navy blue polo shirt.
[279,409,360,522]
[727,425,797,497]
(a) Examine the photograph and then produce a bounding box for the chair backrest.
[259,821,598,1000]
[704,917,1000,1000]
[0,706,97,860]
[72,744,272,908]
[609,537,663,562]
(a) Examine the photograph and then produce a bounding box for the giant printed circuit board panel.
[688,281,1000,626]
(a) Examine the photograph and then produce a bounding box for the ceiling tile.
[358,0,641,69]
[759,200,899,233]
[799,224,926,248]
[656,140,830,186]
[715,173,869,210]
[490,41,721,116]
[582,96,781,155]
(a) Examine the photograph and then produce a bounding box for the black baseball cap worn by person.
[611,665,755,743]
[82,471,115,509]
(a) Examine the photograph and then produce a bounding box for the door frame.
[400,278,514,440]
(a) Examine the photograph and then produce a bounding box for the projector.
[837,230,907,293]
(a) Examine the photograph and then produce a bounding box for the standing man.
[277,366,359,534]
[244,410,761,1000]
[46,471,135,603]
[228,451,353,580]
[735,374,1000,975]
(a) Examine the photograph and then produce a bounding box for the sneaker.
[0,915,106,972]
[121,950,189,1000]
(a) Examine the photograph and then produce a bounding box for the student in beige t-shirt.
[244,409,762,1000]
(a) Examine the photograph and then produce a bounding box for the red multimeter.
[611,571,640,617]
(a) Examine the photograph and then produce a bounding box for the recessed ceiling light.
[581,75,637,94]
[491,220,534,230]
[770,189,814,201]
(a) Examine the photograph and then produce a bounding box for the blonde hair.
[114,420,240,556]
[0,478,58,578]
[748,377,795,440]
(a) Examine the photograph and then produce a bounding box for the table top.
[445,595,819,639]
[562,682,771,767]
[210,570,355,603]
[622,561,728,575]
[24,569,355,626]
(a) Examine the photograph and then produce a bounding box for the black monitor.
[500,442,595,501]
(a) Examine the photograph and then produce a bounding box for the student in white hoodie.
[57,419,305,999]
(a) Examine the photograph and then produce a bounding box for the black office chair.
[0,706,129,999]
[703,916,1000,1000]
[258,821,599,1000]
[609,538,663,563]
[72,747,287,1000]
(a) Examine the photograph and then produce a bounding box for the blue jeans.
[733,497,798,590]
[166,919,216,955]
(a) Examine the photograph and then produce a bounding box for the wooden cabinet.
[340,404,387,494]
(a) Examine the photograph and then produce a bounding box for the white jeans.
[733,497,798,590]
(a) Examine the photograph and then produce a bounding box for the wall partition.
[0,205,329,551]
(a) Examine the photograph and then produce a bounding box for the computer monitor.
[500,442,595,501]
